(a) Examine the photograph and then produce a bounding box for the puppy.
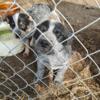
[4,13,34,57]
[32,13,73,84]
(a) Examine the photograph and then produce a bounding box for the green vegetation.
[0,30,11,36]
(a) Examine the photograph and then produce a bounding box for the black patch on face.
[53,22,68,45]
[33,20,49,40]
[37,20,49,32]
[7,16,15,29]
[33,30,41,40]
[36,37,52,54]
[39,39,51,48]
[18,13,30,31]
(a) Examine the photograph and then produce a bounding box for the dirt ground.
[0,1,100,100]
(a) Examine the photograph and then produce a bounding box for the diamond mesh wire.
[0,0,100,100]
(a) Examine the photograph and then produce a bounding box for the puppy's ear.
[37,20,49,32]
[19,13,29,20]
[24,14,30,19]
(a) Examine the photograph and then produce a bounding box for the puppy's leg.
[35,60,45,83]
[54,66,67,84]
[23,40,30,57]
[30,37,34,46]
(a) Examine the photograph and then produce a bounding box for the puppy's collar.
[12,13,19,28]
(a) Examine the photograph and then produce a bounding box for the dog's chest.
[38,48,68,70]
[48,50,68,69]
[34,20,70,69]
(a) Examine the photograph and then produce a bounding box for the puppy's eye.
[40,40,49,48]
[55,29,61,34]
[53,29,61,37]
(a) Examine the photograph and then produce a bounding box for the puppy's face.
[18,13,33,32]
[34,19,69,54]
[34,20,53,54]
[5,13,34,38]
[16,13,34,39]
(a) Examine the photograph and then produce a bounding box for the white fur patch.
[12,13,19,28]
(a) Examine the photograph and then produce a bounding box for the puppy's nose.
[40,40,49,48]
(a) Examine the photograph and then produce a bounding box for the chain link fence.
[0,0,100,100]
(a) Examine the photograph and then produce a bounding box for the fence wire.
[0,0,100,100]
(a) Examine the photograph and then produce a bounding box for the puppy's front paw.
[54,79,63,85]
[23,46,30,58]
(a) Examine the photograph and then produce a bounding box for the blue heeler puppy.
[32,12,73,84]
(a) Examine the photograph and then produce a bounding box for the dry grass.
[18,52,100,100]
[35,52,100,100]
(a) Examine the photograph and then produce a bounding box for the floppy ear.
[3,15,16,29]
